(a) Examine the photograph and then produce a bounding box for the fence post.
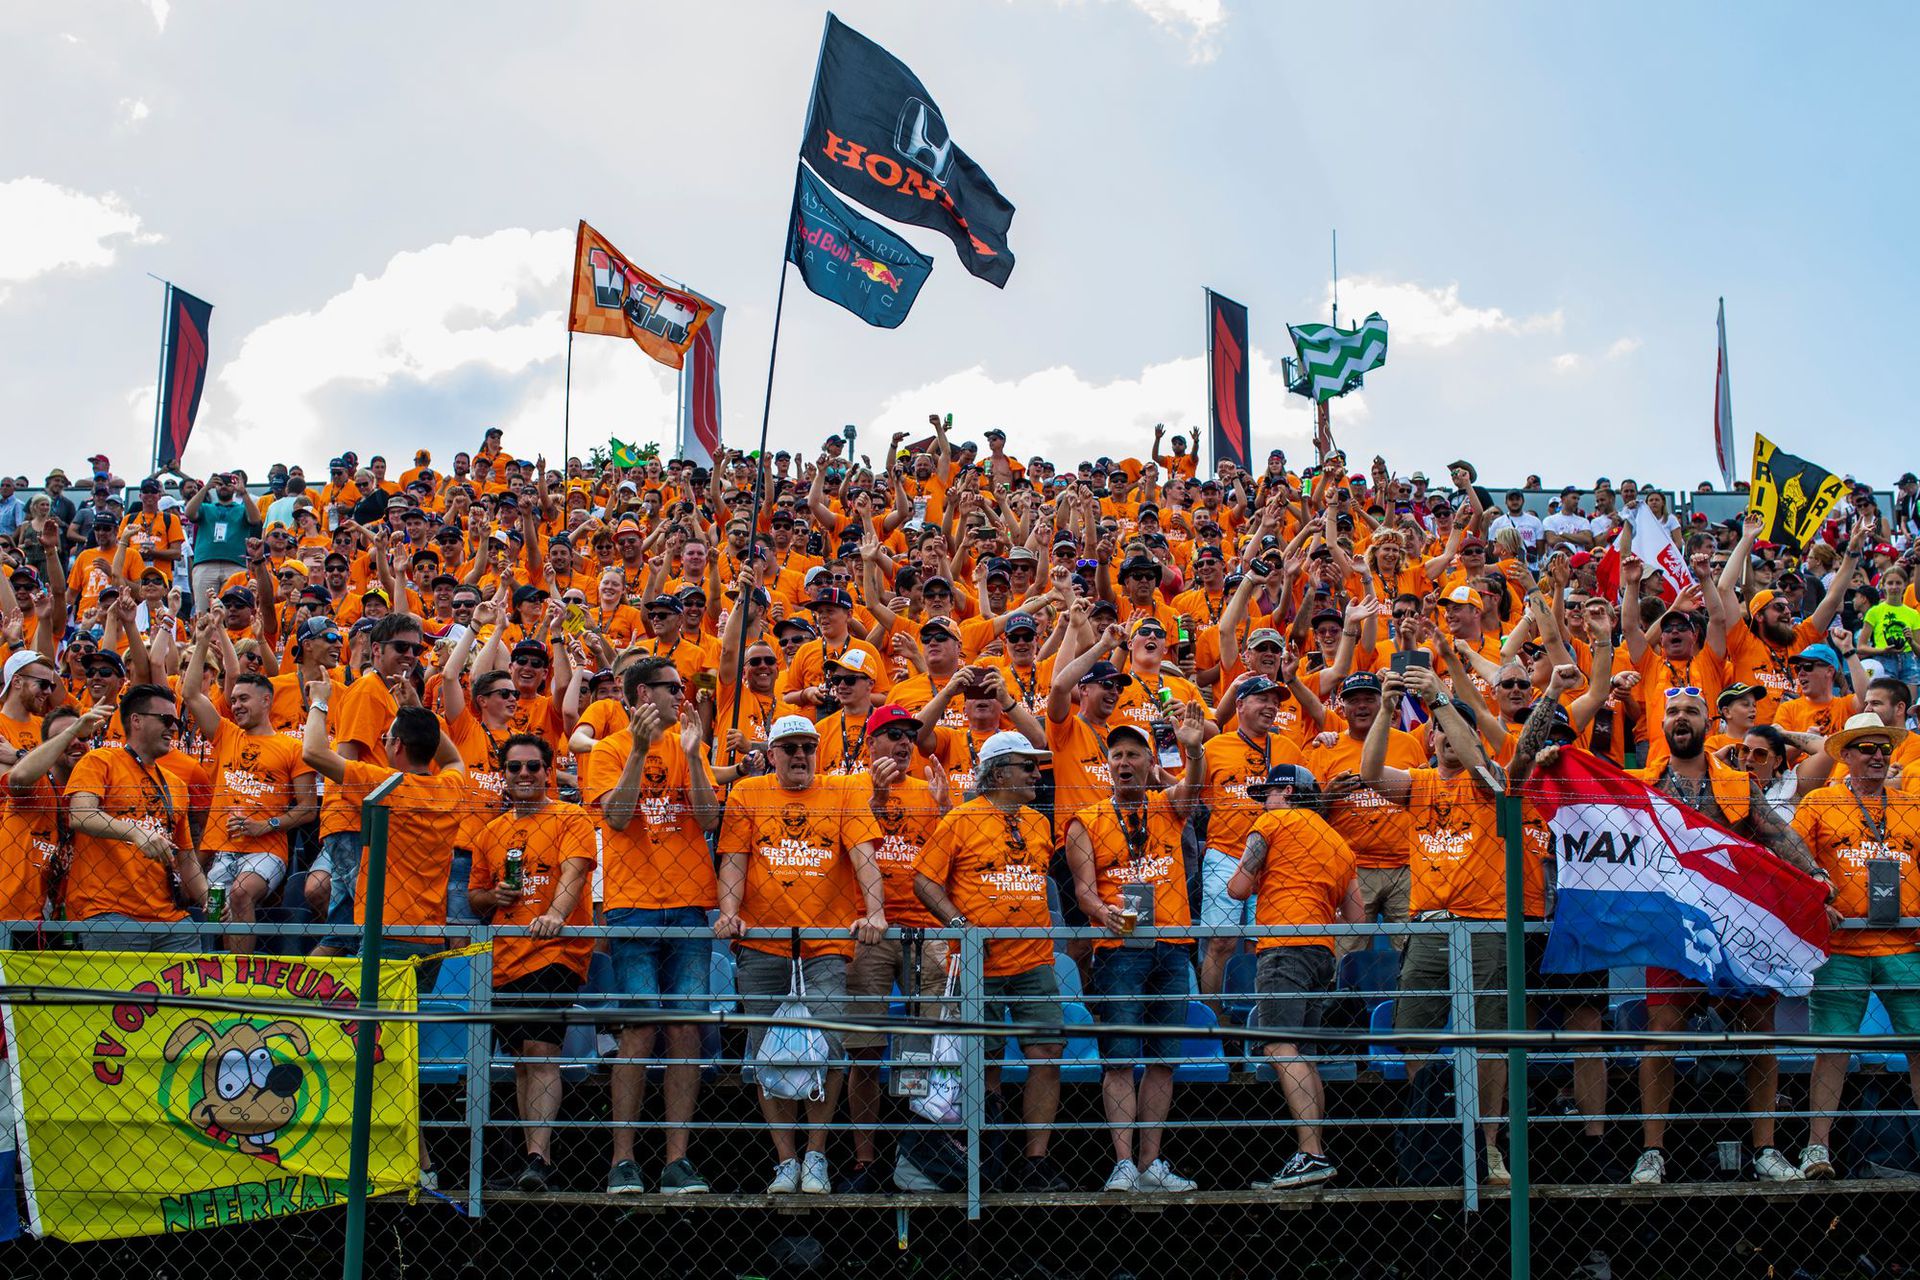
[1498,791,1531,1280]
[464,936,492,1217]
[1447,919,1480,1211]
[342,773,405,1280]
[957,926,984,1221]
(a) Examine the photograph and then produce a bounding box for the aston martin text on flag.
[788,165,933,329]
[567,221,715,370]
[801,13,1015,287]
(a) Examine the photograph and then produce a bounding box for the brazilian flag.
[609,438,654,468]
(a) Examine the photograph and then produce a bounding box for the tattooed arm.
[1741,783,1821,879]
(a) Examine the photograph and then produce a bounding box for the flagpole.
[1203,288,1215,477]
[561,328,574,472]
[150,280,173,478]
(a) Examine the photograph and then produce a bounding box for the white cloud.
[213,228,577,461]
[1123,0,1226,61]
[0,177,156,300]
[1324,275,1563,348]
[867,345,1329,467]
[1551,352,1585,374]
[1606,336,1643,359]
[143,0,169,31]
[1551,335,1641,376]
[119,98,151,125]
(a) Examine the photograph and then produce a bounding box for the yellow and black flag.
[1749,433,1846,548]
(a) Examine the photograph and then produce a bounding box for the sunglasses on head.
[1664,686,1703,698]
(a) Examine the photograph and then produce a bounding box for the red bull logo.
[850,256,903,292]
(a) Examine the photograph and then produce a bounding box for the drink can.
[504,849,525,892]
[205,882,228,924]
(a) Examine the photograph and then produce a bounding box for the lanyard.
[123,747,176,828]
[1847,778,1890,844]
[1237,730,1270,778]
[841,716,866,772]
[1111,799,1148,866]
[1010,664,1040,708]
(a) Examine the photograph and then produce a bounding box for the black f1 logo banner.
[157,286,213,467]
[1207,290,1249,472]
[801,13,1016,287]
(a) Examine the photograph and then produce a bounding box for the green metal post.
[342,773,404,1280]
[1498,790,1531,1280]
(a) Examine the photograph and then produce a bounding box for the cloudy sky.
[2,1,1913,488]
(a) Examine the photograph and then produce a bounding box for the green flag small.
[1288,312,1389,403]
[609,438,641,467]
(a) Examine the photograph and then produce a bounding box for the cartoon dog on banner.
[163,1019,309,1162]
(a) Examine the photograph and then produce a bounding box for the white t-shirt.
[1542,511,1592,544]
[1487,511,1545,552]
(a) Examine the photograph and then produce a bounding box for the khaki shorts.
[1338,865,1410,956]
[845,935,951,1051]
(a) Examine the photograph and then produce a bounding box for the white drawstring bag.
[909,953,963,1125]
[754,950,828,1102]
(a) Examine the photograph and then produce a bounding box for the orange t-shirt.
[1247,807,1357,952]
[204,720,313,857]
[1046,714,1115,837]
[1304,730,1429,869]
[1775,692,1856,739]
[1793,784,1920,957]
[584,728,717,911]
[859,774,944,928]
[914,796,1055,977]
[0,777,61,922]
[719,773,873,959]
[1068,792,1191,950]
[320,672,397,839]
[1405,767,1505,920]
[1202,730,1301,859]
[64,746,193,922]
[341,759,469,939]
[471,801,598,982]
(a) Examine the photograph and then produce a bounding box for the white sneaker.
[1137,1158,1196,1193]
[1483,1145,1511,1186]
[1799,1143,1835,1180]
[768,1157,802,1194]
[1102,1158,1139,1192]
[1752,1147,1802,1182]
[800,1150,831,1194]
[1628,1149,1665,1185]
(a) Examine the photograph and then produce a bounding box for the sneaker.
[516,1152,553,1192]
[1136,1159,1196,1193]
[1628,1148,1665,1185]
[1259,1151,1336,1189]
[1483,1145,1511,1186]
[1798,1143,1834,1180]
[1015,1154,1070,1193]
[1102,1159,1140,1192]
[607,1159,647,1194]
[800,1151,831,1195]
[768,1157,803,1194]
[658,1157,710,1195]
[1753,1147,1802,1182]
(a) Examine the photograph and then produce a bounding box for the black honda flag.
[156,285,213,467]
[801,12,1016,287]
[1207,290,1250,472]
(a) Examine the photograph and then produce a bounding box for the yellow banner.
[0,950,418,1242]
[1749,432,1847,550]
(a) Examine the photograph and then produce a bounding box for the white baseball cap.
[976,730,1050,770]
[767,715,820,744]
[1,650,49,695]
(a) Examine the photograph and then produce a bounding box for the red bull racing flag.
[787,164,933,329]
[802,13,1015,287]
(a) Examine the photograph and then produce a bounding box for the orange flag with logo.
[567,221,714,370]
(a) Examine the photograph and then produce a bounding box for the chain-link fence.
[3,773,1920,1280]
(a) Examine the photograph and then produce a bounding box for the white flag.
[1630,500,1694,589]
[1714,299,1736,489]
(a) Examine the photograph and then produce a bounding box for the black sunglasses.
[384,640,425,656]
[502,759,546,774]
[746,656,780,668]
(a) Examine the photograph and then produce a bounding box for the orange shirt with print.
[1246,807,1358,951]
[0,777,62,921]
[1047,714,1115,837]
[204,720,312,857]
[1793,784,1920,957]
[1069,792,1191,951]
[584,728,717,910]
[64,746,193,922]
[471,801,599,982]
[320,671,397,839]
[1775,692,1856,739]
[1404,767,1506,920]
[858,774,943,927]
[1634,647,1731,735]
[340,760,468,937]
[719,774,871,959]
[915,796,1056,976]
[1305,730,1428,868]
[1202,730,1301,858]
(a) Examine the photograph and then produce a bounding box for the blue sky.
[0,1,1911,488]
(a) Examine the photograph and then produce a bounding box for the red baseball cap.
[865,704,917,735]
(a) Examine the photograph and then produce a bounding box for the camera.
[1248,557,1273,577]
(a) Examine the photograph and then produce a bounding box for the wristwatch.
[947,915,968,929]
[268,817,282,831]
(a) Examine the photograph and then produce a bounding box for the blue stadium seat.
[1170,1000,1229,1083]
[1222,952,1259,1026]
[1002,1001,1101,1084]
[419,955,472,1085]
[708,949,736,1013]
[1336,947,1399,997]
[1366,999,1407,1081]
[1054,953,1084,1001]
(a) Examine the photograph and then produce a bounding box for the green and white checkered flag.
[1287,312,1389,403]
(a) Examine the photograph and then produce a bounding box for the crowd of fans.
[2,420,1918,1199]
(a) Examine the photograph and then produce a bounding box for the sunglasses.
[829,674,865,687]
[774,741,817,756]
[502,759,546,774]
[1664,686,1703,698]
[511,655,551,668]
[483,687,520,700]
[384,640,425,656]
[746,656,780,669]
[1496,679,1533,691]
[875,727,917,743]
[1850,741,1894,758]
[136,710,181,731]
[646,681,685,696]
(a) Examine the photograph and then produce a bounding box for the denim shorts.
[317,831,363,922]
[606,906,712,1016]
[1089,941,1191,1060]
[1199,847,1251,931]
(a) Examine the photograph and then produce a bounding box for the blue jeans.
[1089,942,1191,1060]
[606,906,712,1014]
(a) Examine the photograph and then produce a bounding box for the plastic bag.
[754,958,828,1102]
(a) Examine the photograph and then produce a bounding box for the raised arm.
[1359,672,1415,807]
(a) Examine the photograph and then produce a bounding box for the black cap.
[294,616,342,654]
[221,587,255,607]
[1077,660,1133,689]
[1118,554,1162,582]
[1341,672,1384,697]
[1526,699,1576,744]
[85,650,127,674]
[511,584,549,606]
[809,588,854,611]
[138,477,162,494]
[1247,763,1320,801]
[1236,675,1283,700]
[644,594,684,614]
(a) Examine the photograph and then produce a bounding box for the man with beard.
[0,705,111,927]
[1719,516,1861,716]
[718,715,887,1196]
[1792,714,1920,1179]
[0,651,65,763]
[914,731,1067,1191]
[1621,557,1730,733]
[1307,673,1428,953]
[1615,690,1823,1184]
[885,615,968,728]
[1197,675,1300,999]
[1067,708,1208,1194]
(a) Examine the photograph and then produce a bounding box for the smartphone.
[1389,650,1431,674]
